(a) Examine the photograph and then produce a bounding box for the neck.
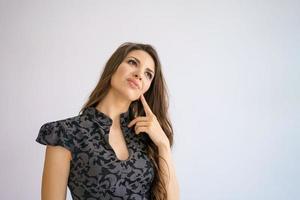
[95,89,131,127]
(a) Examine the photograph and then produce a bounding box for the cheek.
[112,65,130,82]
[116,64,130,75]
[142,82,152,93]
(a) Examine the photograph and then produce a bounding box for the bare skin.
[40,50,179,199]
[108,125,130,160]
[41,146,71,200]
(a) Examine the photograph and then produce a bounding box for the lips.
[127,78,140,89]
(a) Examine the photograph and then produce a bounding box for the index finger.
[140,94,153,116]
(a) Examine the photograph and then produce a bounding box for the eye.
[128,59,137,66]
[146,72,153,79]
[128,59,153,80]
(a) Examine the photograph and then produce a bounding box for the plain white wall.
[0,0,299,199]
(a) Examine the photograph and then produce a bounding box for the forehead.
[126,50,155,72]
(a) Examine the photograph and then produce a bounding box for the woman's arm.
[127,95,180,199]
[40,145,71,200]
[158,143,180,200]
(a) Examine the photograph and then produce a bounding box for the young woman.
[36,42,180,200]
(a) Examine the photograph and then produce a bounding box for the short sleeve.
[36,121,74,156]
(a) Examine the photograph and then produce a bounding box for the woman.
[36,42,180,200]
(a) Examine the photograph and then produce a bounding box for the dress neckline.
[83,106,130,127]
[82,106,133,162]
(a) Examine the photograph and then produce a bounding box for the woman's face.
[110,50,156,101]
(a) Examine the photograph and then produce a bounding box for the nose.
[133,73,142,81]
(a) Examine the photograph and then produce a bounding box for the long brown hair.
[79,42,174,199]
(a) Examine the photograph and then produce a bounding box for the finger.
[134,121,151,128]
[140,94,153,116]
[138,121,151,126]
[127,116,149,127]
[135,126,148,134]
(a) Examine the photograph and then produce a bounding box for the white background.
[0,0,299,199]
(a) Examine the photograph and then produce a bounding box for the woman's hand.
[127,94,169,148]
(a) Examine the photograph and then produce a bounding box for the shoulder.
[38,111,97,143]
[37,112,87,145]
[40,113,86,133]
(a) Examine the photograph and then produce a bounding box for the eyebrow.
[127,56,155,75]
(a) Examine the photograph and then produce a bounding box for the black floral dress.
[36,106,155,200]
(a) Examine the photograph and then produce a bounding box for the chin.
[121,90,140,101]
[128,94,140,101]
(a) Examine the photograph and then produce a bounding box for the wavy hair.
[79,42,173,199]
